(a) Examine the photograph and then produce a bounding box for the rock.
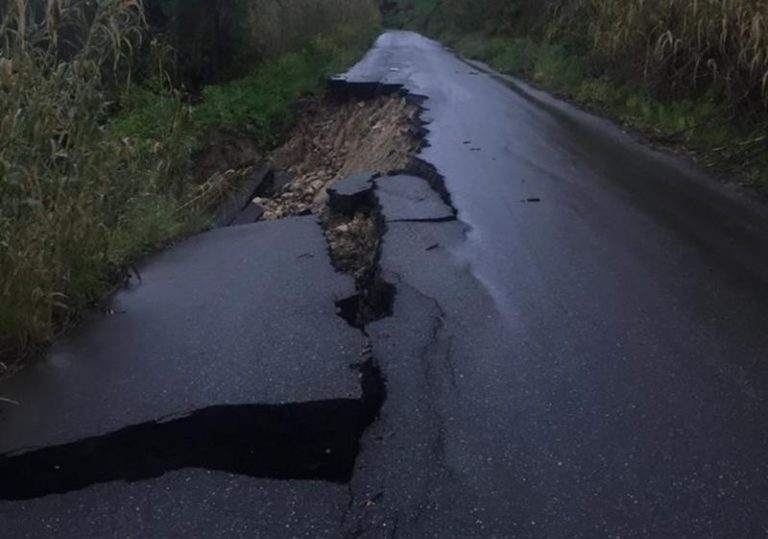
[310,180,325,192]
[313,188,329,206]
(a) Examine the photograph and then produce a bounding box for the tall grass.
[552,0,768,111]
[0,0,210,362]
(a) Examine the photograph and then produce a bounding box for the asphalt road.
[341,31,768,537]
[2,30,768,538]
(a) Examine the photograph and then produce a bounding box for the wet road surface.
[340,31,768,537]
[2,31,768,537]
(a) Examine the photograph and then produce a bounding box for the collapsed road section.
[0,30,506,532]
[0,215,381,498]
[0,62,454,534]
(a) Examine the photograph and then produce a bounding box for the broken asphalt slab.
[375,175,454,222]
[0,216,366,455]
[326,171,377,215]
[214,163,272,227]
[343,219,528,537]
[230,200,265,225]
[325,172,454,223]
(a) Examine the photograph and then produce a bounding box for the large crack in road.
[0,73,452,511]
[334,30,768,538]
[4,29,768,538]
[0,400,369,500]
[0,53,474,532]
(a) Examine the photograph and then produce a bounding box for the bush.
[194,27,378,146]
[575,0,768,111]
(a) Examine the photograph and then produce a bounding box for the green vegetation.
[194,29,377,145]
[0,0,380,364]
[386,0,768,195]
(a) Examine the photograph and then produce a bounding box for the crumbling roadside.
[258,95,420,220]
[254,95,419,289]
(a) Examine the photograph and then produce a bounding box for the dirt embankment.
[257,95,420,281]
[259,95,419,219]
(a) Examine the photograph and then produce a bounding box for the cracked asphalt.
[2,30,768,538]
[340,31,768,537]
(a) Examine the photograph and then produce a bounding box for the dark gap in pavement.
[336,276,396,330]
[388,216,457,224]
[0,358,386,501]
[324,172,397,331]
[323,81,454,331]
[0,401,360,500]
[326,78,406,101]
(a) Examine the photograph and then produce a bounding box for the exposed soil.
[257,95,419,220]
[258,95,420,281]
[323,210,381,283]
